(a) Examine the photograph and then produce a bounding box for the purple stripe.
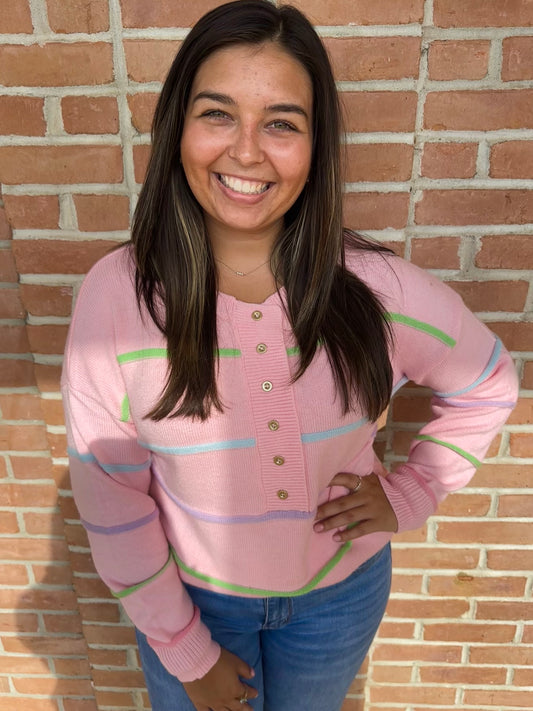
[439,399,517,409]
[81,509,158,535]
[151,467,314,525]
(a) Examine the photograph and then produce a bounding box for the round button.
[268,420,279,431]
[277,489,289,500]
[256,343,267,354]
[273,455,285,466]
[262,381,273,392]
[251,310,262,320]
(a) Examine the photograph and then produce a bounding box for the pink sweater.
[61,246,517,681]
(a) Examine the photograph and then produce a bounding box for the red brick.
[523,361,533,388]
[491,141,533,179]
[473,463,533,488]
[435,0,533,27]
[345,144,413,183]
[514,667,533,686]
[428,39,490,80]
[289,0,424,25]
[0,0,33,33]
[429,573,525,598]
[75,576,112,598]
[411,237,461,269]
[0,652,49,673]
[48,430,67,458]
[13,677,94,697]
[421,142,477,179]
[0,96,45,136]
[87,648,127,666]
[62,95,119,135]
[63,699,98,711]
[124,39,181,82]
[0,537,68,562]
[371,664,412,683]
[13,239,116,274]
[74,194,130,231]
[0,393,43,420]
[510,432,533,457]
[372,642,461,663]
[447,279,529,312]
[341,92,418,133]
[424,621,517,643]
[47,0,109,33]
[0,696,59,711]
[133,143,151,184]
[385,598,469,619]
[24,511,65,535]
[0,288,25,319]
[392,393,432,422]
[0,325,30,353]
[0,512,20,534]
[487,548,533,570]
[490,321,533,352]
[392,547,479,570]
[476,234,533,269]
[26,324,69,355]
[128,92,158,134]
[34,363,62,392]
[0,424,48,451]
[0,587,77,611]
[391,573,423,594]
[503,36,533,80]
[437,493,491,517]
[78,601,121,623]
[0,248,17,282]
[42,613,83,634]
[0,207,11,240]
[370,685,456,705]
[419,665,507,685]
[53,657,91,676]
[20,284,73,317]
[91,668,148,688]
[498,494,533,517]
[0,43,113,87]
[0,145,123,185]
[437,521,532,545]
[325,37,420,81]
[3,195,60,230]
[463,689,533,707]
[344,192,410,230]
[478,601,533,621]
[0,359,35,388]
[40,398,66,426]
[509,396,533,426]
[10,456,53,480]
[415,189,533,226]
[33,563,72,586]
[83,623,136,645]
[425,90,533,131]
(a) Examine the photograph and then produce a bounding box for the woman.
[61,2,518,710]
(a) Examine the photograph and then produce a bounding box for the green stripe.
[414,435,482,468]
[117,348,167,364]
[111,551,173,599]
[120,394,130,423]
[218,348,241,357]
[117,347,242,364]
[386,313,456,347]
[172,542,352,597]
[286,346,300,356]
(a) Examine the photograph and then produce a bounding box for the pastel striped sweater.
[61,246,517,682]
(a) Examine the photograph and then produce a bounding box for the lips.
[217,173,271,195]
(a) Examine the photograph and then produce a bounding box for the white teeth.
[218,174,269,195]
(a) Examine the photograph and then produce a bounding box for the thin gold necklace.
[215,257,270,277]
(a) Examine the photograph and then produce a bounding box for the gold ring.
[351,475,362,494]
[239,688,248,704]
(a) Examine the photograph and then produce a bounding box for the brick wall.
[0,1,531,710]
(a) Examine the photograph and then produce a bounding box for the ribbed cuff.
[379,465,437,532]
[148,606,221,682]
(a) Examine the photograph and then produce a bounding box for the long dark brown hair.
[131,0,393,422]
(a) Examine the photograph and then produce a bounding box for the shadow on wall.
[13,465,149,711]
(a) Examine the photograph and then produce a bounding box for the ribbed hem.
[148,606,221,682]
[379,465,437,532]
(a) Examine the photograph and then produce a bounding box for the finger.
[326,471,365,491]
[333,519,382,542]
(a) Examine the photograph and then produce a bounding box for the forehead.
[190,42,313,105]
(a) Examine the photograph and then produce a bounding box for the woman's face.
[180,42,313,245]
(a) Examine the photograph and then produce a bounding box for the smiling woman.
[61,2,518,711]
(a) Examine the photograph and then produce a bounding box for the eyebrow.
[192,91,309,119]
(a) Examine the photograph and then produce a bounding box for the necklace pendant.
[235,270,245,276]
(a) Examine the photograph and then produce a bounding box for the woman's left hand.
[314,472,398,542]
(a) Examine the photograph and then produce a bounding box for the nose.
[227,123,264,166]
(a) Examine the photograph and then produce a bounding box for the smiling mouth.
[217,173,271,195]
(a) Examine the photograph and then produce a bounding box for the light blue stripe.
[151,466,314,524]
[139,438,256,455]
[435,338,502,398]
[301,417,368,444]
[439,398,517,409]
[101,460,151,474]
[67,447,96,463]
[81,509,158,535]
[391,375,409,396]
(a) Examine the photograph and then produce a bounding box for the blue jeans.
[136,544,391,711]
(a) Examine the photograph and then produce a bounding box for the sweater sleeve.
[375,256,518,532]
[61,253,220,681]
